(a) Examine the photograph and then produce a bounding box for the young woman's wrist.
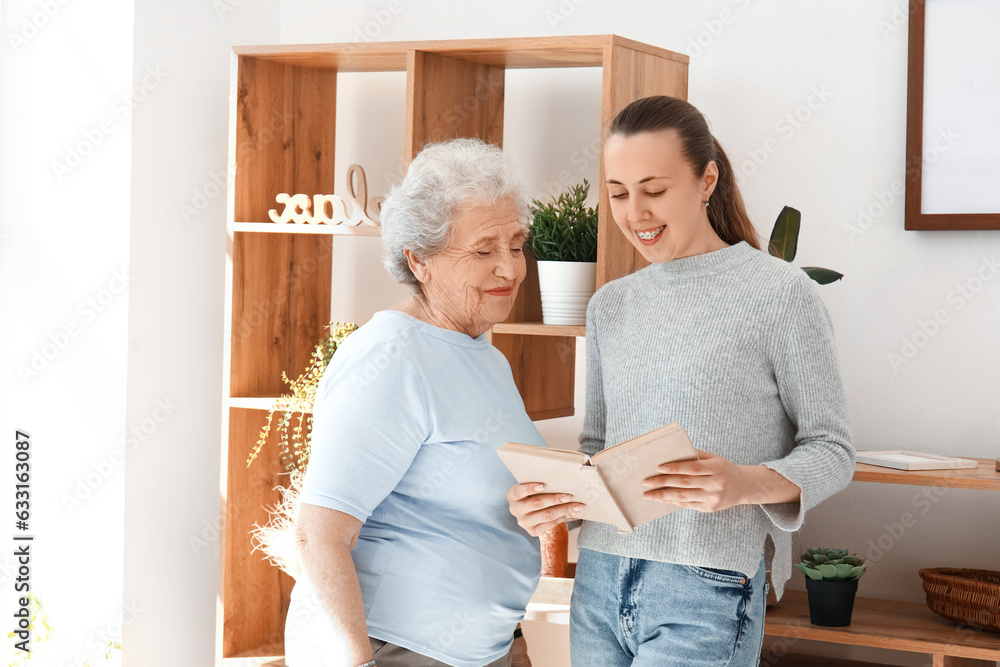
[742,465,801,506]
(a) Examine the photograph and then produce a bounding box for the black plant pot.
[805,578,859,627]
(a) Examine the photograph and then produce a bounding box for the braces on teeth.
[636,226,665,240]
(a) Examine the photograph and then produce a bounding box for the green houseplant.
[768,206,843,285]
[246,321,358,578]
[796,547,867,626]
[246,321,358,475]
[528,180,599,325]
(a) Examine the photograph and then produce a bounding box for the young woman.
[507,96,855,666]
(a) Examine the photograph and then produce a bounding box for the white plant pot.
[537,261,597,326]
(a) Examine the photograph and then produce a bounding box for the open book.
[498,423,698,534]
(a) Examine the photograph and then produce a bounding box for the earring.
[704,198,710,207]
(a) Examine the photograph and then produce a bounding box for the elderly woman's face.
[420,199,527,336]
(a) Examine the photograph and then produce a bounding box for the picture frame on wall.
[904,0,1000,230]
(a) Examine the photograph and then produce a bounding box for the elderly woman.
[284,138,543,667]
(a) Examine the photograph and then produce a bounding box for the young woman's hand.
[506,483,585,536]
[642,449,801,512]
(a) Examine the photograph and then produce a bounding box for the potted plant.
[768,206,843,284]
[796,547,867,626]
[528,180,599,325]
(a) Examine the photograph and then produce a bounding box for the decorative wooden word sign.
[268,164,383,227]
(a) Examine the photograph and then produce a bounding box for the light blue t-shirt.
[297,310,545,667]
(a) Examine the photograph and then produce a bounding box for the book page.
[498,442,589,464]
[594,425,698,529]
[496,449,631,531]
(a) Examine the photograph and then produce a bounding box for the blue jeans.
[569,548,769,667]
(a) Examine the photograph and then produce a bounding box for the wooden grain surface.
[405,49,505,162]
[765,590,1000,660]
[222,408,296,657]
[233,35,687,71]
[234,57,337,224]
[232,221,381,236]
[491,322,587,337]
[229,233,332,398]
[853,458,1000,491]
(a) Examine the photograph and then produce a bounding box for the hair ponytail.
[706,137,758,248]
[609,96,761,250]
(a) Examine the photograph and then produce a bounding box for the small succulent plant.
[796,547,867,582]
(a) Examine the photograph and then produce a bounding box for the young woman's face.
[604,129,719,263]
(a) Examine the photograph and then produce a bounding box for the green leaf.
[802,267,844,284]
[817,564,838,579]
[834,563,855,581]
[812,553,829,564]
[850,565,866,580]
[804,567,824,581]
[769,206,801,261]
[528,180,599,262]
[843,556,862,566]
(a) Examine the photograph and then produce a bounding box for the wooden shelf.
[234,34,687,71]
[525,581,1000,663]
[227,397,314,413]
[492,322,586,337]
[765,590,1000,662]
[222,647,286,667]
[765,655,900,667]
[231,221,380,236]
[524,576,574,624]
[853,458,1000,491]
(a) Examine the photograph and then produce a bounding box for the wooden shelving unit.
[490,322,587,337]
[524,461,1000,666]
[219,35,689,660]
[231,221,382,236]
[853,458,1000,491]
[764,590,1000,666]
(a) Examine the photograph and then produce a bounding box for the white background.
[1,1,999,666]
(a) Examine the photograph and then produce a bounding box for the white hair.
[380,138,530,295]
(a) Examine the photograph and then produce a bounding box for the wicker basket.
[919,568,1000,633]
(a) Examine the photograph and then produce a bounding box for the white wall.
[5,0,993,666]
[1,1,132,665]
[122,2,278,665]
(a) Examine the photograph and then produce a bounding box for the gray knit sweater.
[577,240,854,601]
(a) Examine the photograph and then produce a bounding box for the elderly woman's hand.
[511,629,531,667]
[506,483,584,537]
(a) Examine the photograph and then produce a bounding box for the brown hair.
[608,96,760,250]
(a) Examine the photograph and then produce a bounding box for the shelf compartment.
[231,221,380,236]
[221,408,297,657]
[765,590,1000,662]
[492,322,586,337]
[853,458,1000,491]
[234,35,687,72]
[525,582,1000,663]
[228,233,333,398]
[492,252,576,421]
